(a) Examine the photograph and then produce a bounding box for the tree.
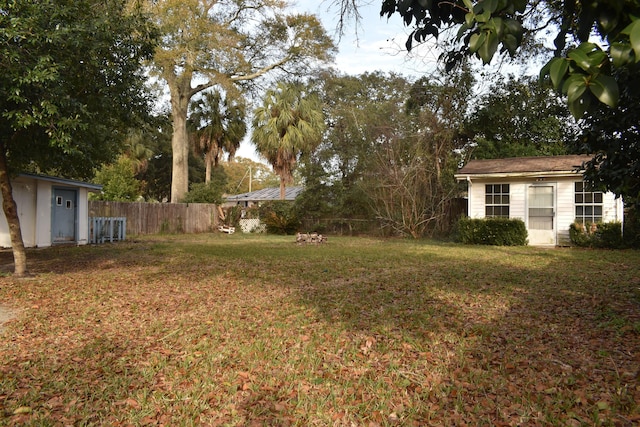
[252,82,325,200]
[366,67,473,237]
[467,75,576,159]
[142,0,335,202]
[578,63,640,207]
[298,70,412,221]
[222,158,278,194]
[92,157,143,202]
[188,91,246,184]
[334,0,640,117]
[0,0,155,276]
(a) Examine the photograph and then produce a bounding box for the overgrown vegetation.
[0,235,638,426]
[258,201,300,235]
[454,217,528,246]
[570,222,624,248]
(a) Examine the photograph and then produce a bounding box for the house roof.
[18,173,102,191]
[225,186,303,202]
[455,155,593,178]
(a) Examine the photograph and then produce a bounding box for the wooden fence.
[88,201,219,236]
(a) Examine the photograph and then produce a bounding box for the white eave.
[454,170,584,181]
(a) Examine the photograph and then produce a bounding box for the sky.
[234,0,438,161]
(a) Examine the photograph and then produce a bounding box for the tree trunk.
[279,176,286,200]
[168,74,193,203]
[204,150,213,184]
[170,107,190,203]
[0,146,27,276]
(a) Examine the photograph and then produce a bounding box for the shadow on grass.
[0,235,638,425]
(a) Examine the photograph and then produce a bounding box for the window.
[575,182,603,223]
[485,184,510,218]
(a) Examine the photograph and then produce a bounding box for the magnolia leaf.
[549,58,568,89]
[589,74,619,108]
[568,48,593,72]
[630,20,640,60]
[483,0,499,14]
[610,42,634,68]
[457,22,470,41]
[598,9,618,34]
[503,34,518,55]
[568,95,590,119]
[478,31,498,64]
[469,32,486,52]
[465,12,475,27]
[562,73,587,94]
[567,78,587,104]
[492,17,504,37]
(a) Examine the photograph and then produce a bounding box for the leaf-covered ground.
[0,234,639,426]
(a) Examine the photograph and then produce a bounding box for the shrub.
[454,217,528,246]
[570,221,623,248]
[623,206,640,248]
[181,182,224,204]
[258,201,300,235]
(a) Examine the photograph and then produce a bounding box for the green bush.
[258,201,300,235]
[454,217,528,246]
[570,221,623,248]
[623,207,640,248]
[181,182,224,204]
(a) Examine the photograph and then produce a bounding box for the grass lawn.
[0,234,639,426]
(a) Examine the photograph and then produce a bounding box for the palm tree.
[189,91,247,183]
[252,82,324,199]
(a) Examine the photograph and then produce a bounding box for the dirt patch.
[0,305,18,332]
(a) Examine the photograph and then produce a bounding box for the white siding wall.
[0,176,94,248]
[556,180,576,245]
[77,188,90,245]
[35,180,53,247]
[0,178,38,248]
[509,182,526,221]
[467,176,623,246]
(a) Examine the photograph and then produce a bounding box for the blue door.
[52,188,77,243]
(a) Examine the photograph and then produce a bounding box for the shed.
[0,174,101,248]
[454,155,624,246]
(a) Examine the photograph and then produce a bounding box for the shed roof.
[456,155,593,176]
[225,186,303,202]
[18,173,102,191]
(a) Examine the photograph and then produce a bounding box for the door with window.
[527,184,556,245]
[52,188,77,243]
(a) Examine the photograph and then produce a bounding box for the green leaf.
[478,31,498,64]
[566,78,587,104]
[568,95,590,119]
[491,17,504,37]
[483,0,499,14]
[589,74,619,108]
[469,32,486,53]
[476,10,491,23]
[465,12,475,27]
[568,48,594,72]
[539,59,552,82]
[562,73,587,95]
[549,58,568,89]
[629,20,640,60]
[610,42,634,68]
[457,22,470,41]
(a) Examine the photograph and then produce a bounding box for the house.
[454,155,624,246]
[222,186,303,233]
[0,174,101,248]
[223,186,304,208]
